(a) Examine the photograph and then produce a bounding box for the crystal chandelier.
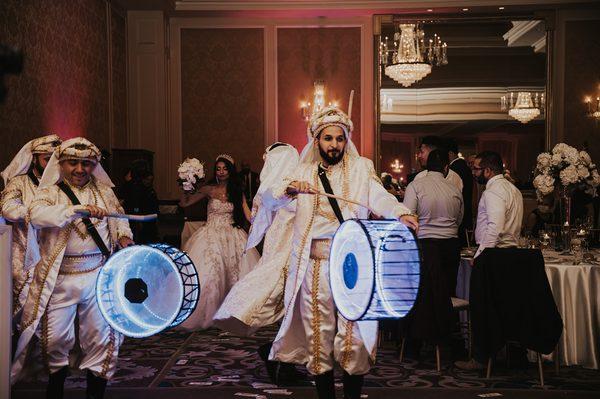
[380,23,448,87]
[501,91,544,124]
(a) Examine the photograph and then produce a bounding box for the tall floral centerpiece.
[533,143,600,225]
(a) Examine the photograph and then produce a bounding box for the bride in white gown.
[178,154,260,330]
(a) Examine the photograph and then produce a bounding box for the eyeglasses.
[472,166,484,171]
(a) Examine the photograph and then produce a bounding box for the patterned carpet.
[12,325,600,396]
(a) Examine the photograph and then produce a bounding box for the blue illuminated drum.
[96,244,199,338]
[329,219,420,321]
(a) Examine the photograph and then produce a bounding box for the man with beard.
[267,106,418,399]
[455,150,523,371]
[1,134,61,316]
[414,136,463,191]
[11,137,134,399]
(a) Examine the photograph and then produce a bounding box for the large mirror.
[375,15,548,190]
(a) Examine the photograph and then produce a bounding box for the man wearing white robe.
[11,138,134,399]
[1,134,62,316]
[214,142,299,335]
[268,106,418,399]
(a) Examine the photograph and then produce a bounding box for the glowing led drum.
[329,219,420,321]
[96,244,199,338]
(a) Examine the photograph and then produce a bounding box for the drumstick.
[75,210,158,222]
[288,185,376,215]
[314,191,377,215]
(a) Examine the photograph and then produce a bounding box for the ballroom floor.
[12,326,600,398]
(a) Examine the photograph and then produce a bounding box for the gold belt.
[59,253,105,275]
[310,239,332,260]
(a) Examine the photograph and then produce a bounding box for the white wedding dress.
[179,198,260,330]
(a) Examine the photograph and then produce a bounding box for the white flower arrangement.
[177,158,205,193]
[533,143,599,199]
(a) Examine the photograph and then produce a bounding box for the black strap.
[57,181,111,258]
[318,165,345,224]
[27,169,39,187]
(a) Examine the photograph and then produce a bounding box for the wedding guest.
[445,138,474,246]
[526,194,555,237]
[401,149,463,358]
[414,136,463,191]
[455,150,524,371]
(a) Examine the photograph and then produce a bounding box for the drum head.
[330,220,375,321]
[97,246,184,338]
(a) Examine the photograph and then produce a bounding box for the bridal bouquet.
[177,158,205,193]
[533,143,600,199]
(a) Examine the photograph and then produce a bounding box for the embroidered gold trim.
[30,198,53,207]
[100,327,117,378]
[340,320,354,369]
[282,166,319,320]
[58,262,103,275]
[310,258,322,375]
[41,312,50,374]
[21,225,72,330]
[12,270,31,315]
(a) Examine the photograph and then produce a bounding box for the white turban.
[1,134,62,185]
[39,137,114,189]
[299,105,359,164]
[246,143,299,250]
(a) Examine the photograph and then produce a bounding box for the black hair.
[128,159,152,182]
[267,142,289,152]
[475,151,504,174]
[444,138,459,154]
[426,148,450,173]
[420,135,444,150]
[210,157,245,228]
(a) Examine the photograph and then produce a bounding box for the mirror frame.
[372,12,555,173]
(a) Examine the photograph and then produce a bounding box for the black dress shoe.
[314,370,335,399]
[342,371,364,399]
[86,370,108,399]
[47,366,69,399]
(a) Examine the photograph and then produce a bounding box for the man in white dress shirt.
[455,150,523,370]
[402,149,463,357]
[413,136,463,192]
[472,151,523,258]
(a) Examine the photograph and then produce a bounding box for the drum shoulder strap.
[27,168,39,187]
[57,181,111,258]
[318,165,345,225]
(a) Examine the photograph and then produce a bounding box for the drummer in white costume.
[214,142,299,335]
[1,134,62,316]
[267,106,418,399]
[11,137,134,399]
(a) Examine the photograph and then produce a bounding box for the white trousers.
[37,255,123,379]
[274,254,372,375]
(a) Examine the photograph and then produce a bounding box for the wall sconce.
[585,96,600,120]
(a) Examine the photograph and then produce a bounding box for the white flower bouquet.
[533,143,600,199]
[177,158,205,193]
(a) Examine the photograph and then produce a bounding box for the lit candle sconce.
[584,95,600,121]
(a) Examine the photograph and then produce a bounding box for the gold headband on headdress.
[308,105,354,139]
[216,154,235,164]
[58,138,101,163]
[31,134,62,154]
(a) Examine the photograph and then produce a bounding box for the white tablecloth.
[181,221,206,248]
[457,250,600,369]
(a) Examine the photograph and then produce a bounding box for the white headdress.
[39,137,114,189]
[246,143,299,250]
[299,105,359,164]
[1,134,62,185]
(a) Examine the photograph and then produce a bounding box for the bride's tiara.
[215,154,235,164]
